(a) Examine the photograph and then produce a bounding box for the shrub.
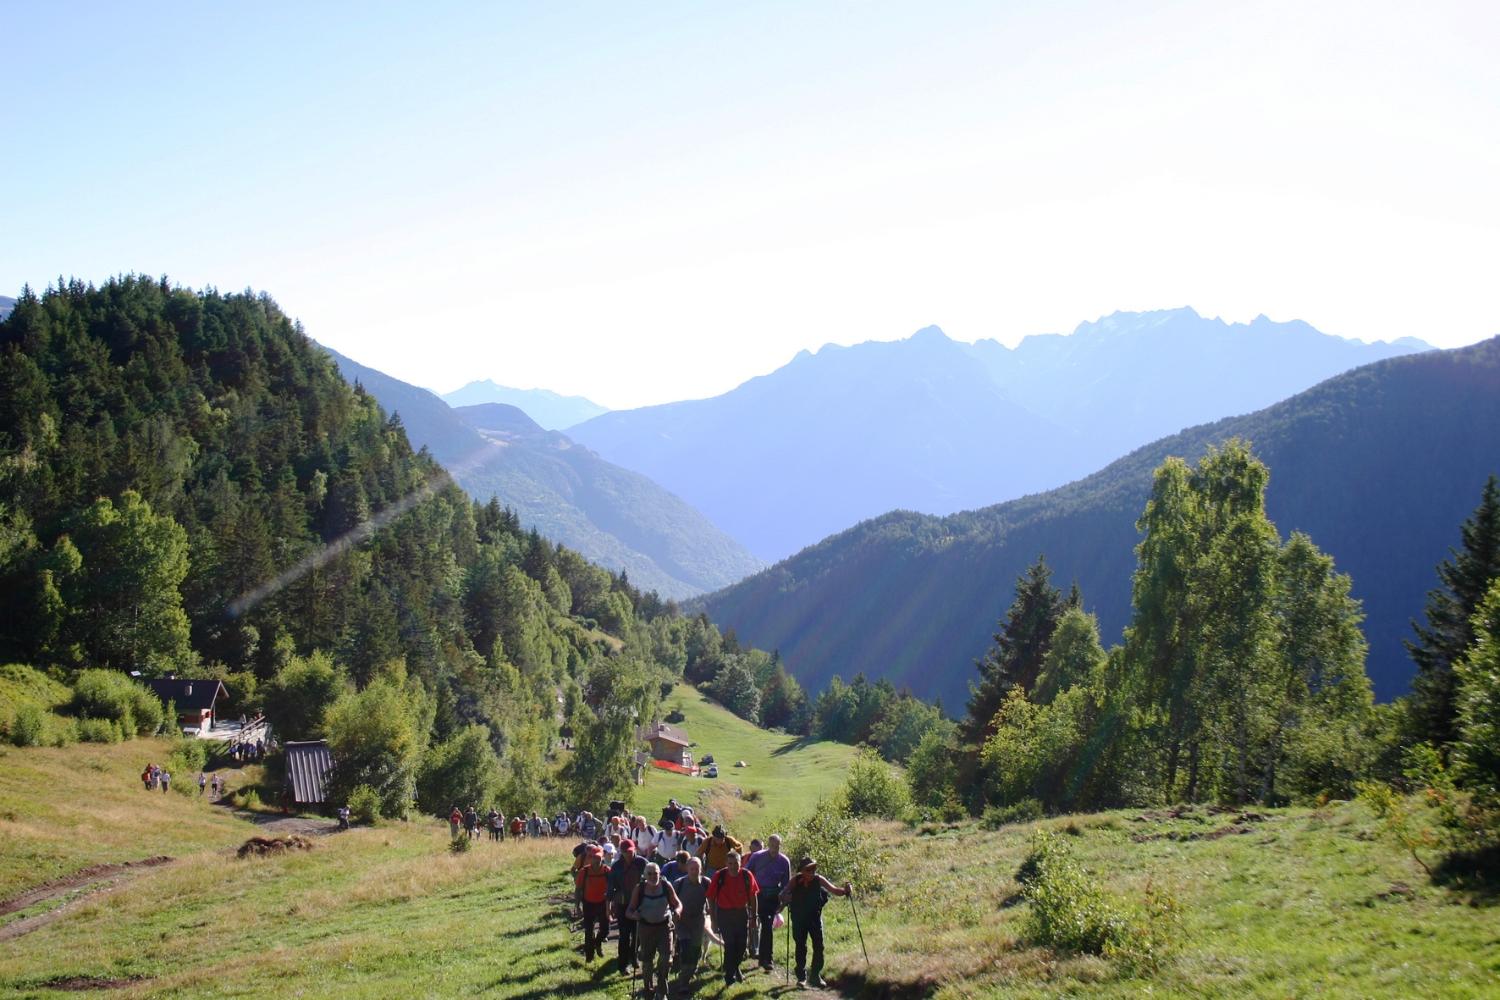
[77,717,122,743]
[348,784,381,825]
[69,669,165,737]
[983,798,1044,829]
[1018,830,1130,956]
[237,788,263,811]
[786,798,888,893]
[449,834,472,854]
[841,749,910,820]
[166,737,209,784]
[1012,832,1184,970]
[11,703,46,747]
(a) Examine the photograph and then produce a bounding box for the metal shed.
[284,740,334,806]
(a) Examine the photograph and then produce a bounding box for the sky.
[4,1,1498,409]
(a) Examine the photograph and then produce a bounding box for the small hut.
[145,678,228,733]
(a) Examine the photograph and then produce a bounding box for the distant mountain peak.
[908,324,950,342]
[441,380,609,430]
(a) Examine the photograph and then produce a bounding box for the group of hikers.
[227,737,265,763]
[445,805,583,841]
[139,764,226,799]
[568,798,852,996]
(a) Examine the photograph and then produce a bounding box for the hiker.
[141,764,154,792]
[449,805,463,840]
[680,825,706,863]
[781,856,852,989]
[654,821,681,863]
[608,838,648,976]
[538,814,552,837]
[197,771,207,796]
[707,850,758,985]
[746,834,791,972]
[510,815,525,840]
[160,769,171,794]
[574,845,612,962]
[660,798,682,829]
[488,808,502,841]
[209,773,222,799]
[661,849,690,886]
[671,856,722,996]
[464,805,480,840]
[627,862,683,999]
[699,825,741,879]
[337,804,351,830]
[555,812,571,837]
[527,811,542,838]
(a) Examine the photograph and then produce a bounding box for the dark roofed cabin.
[284,740,334,807]
[145,678,228,734]
[639,721,692,767]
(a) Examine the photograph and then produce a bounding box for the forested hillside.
[701,336,1500,706]
[570,311,1427,561]
[0,277,753,814]
[324,347,760,598]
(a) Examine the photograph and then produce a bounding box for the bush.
[165,737,208,785]
[77,717,122,743]
[983,798,1044,829]
[348,784,381,825]
[1018,830,1129,955]
[786,798,888,893]
[69,669,165,737]
[449,835,472,854]
[1016,830,1182,970]
[11,703,46,747]
[841,750,910,820]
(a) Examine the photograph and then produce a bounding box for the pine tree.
[961,555,1064,745]
[1407,475,1500,747]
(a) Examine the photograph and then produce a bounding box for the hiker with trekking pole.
[626,862,683,1000]
[745,834,791,974]
[705,850,758,986]
[609,838,648,976]
[780,855,853,989]
[670,856,723,997]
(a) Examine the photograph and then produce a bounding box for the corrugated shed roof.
[285,740,333,805]
[146,678,227,712]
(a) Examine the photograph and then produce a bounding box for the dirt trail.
[0,856,173,918]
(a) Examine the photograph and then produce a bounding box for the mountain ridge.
[323,348,761,599]
[441,379,608,430]
[570,309,1431,561]
[697,335,1500,707]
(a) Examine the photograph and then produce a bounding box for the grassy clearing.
[826,805,1500,999]
[4,711,1498,998]
[626,684,858,835]
[0,738,256,901]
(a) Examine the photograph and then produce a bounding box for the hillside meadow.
[2,722,1497,998]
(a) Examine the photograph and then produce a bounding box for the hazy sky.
[5,1,1497,408]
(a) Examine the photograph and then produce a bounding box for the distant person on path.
[337,804,351,830]
[141,764,154,792]
[197,771,207,796]
[746,834,791,972]
[574,845,612,962]
[706,850,758,986]
[781,856,851,989]
[627,861,683,1000]
[609,838,648,976]
[449,805,463,840]
[464,805,479,840]
[661,849,690,886]
[654,822,680,863]
[510,815,525,840]
[488,808,502,841]
[160,769,171,794]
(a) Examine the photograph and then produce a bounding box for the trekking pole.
[847,894,869,964]
[784,916,791,986]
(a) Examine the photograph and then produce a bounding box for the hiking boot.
[796,979,807,990]
[811,977,829,988]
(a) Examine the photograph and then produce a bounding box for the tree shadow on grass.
[1433,844,1500,905]
[770,737,816,758]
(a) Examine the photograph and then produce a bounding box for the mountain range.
[569,309,1429,561]
[323,348,760,599]
[699,335,1500,707]
[0,296,14,320]
[441,379,608,430]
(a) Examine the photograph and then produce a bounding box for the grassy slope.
[3,723,1498,998]
[627,685,859,835]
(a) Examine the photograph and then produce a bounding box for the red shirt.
[577,866,610,904]
[707,867,760,909]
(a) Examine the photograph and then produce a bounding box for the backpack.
[636,883,672,924]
